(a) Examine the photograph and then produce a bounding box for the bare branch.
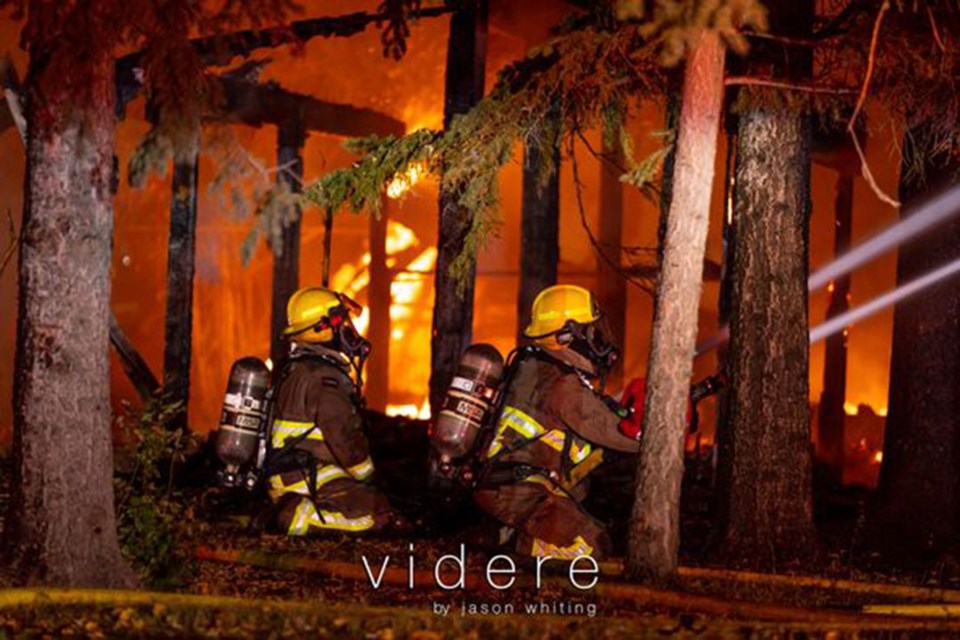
[849,0,901,208]
[742,30,820,47]
[1,54,26,143]
[568,134,654,294]
[0,209,20,278]
[927,4,947,53]
[725,76,856,95]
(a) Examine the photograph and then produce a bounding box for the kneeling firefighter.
[266,286,396,536]
[472,285,641,560]
[471,285,723,560]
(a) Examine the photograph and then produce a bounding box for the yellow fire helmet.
[524,284,602,350]
[283,286,362,344]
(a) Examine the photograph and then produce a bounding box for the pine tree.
[626,0,765,579]
[429,0,489,414]
[869,126,960,564]
[714,0,818,570]
[1,0,293,587]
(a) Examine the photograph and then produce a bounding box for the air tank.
[214,357,270,486]
[431,344,505,463]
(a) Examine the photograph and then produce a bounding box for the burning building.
[0,1,900,485]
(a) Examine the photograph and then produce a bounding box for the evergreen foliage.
[301,0,766,283]
[115,397,199,589]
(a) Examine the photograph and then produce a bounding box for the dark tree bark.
[429,0,487,414]
[628,30,726,578]
[868,130,960,563]
[367,202,391,411]
[716,0,817,570]
[656,71,682,267]
[5,34,134,586]
[817,174,853,482]
[596,134,625,387]
[322,208,334,287]
[162,148,200,422]
[719,106,817,568]
[516,116,560,344]
[270,119,305,366]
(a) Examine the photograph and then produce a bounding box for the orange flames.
[331,219,437,418]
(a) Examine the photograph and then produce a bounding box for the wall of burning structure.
[0,2,901,484]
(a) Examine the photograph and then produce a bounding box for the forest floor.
[3,425,960,638]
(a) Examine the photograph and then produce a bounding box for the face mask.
[559,319,621,374]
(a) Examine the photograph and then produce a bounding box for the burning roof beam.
[215,77,404,137]
[115,5,453,117]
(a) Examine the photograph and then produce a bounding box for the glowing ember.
[873,450,884,464]
[844,402,859,416]
[385,400,431,420]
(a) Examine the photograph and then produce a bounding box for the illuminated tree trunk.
[869,131,960,563]
[162,146,199,424]
[269,119,305,367]
[596,134,625,387]
[517,117,560,343]
[818,174,853,481]
[429,0,487,413]
[627,29,725,578]
[5,38,134,587]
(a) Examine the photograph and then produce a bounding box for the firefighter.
[266,286,395,536]
[473,284,641,560]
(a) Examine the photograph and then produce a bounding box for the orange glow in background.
[0,3,901,480]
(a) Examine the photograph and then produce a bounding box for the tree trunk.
[627,29,725,578]
[868,130,960,563]
[596,134,625,387]
[818,174,853,482]
[321,208,334,287]
[367,202,391,411]
[5,38,134,587]
[429,0,487,414]
[719,104,817,569]
[162,147,199,424]
[711,127,736,507]
[270,119,305,367]
[656,71,682,267]
[110,312,160,401]
[517,117,560,343]
[715,0,817,570]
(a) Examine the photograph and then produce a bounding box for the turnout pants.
[269,472,392,536]
[474,475,611,559]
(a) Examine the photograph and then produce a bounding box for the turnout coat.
[268,344,392,535]
[474,347,639,559]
